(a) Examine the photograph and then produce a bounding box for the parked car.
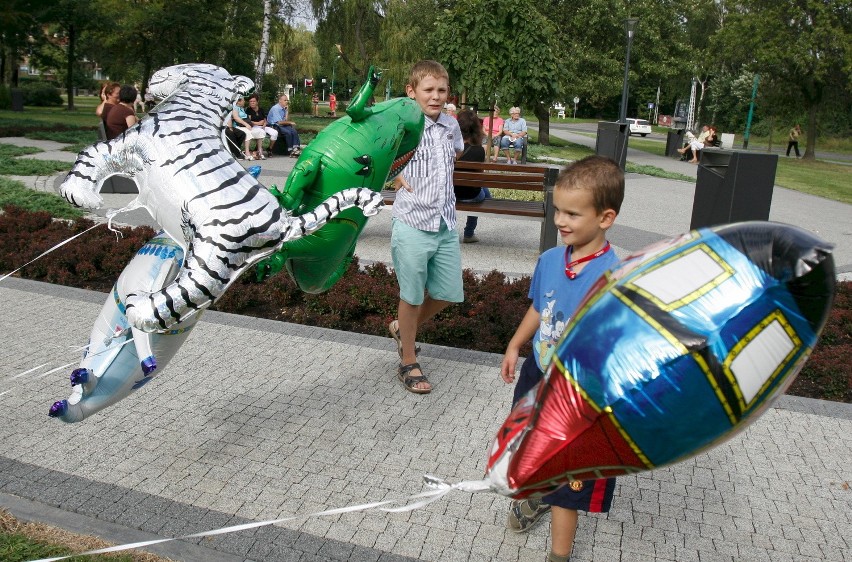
[626,118,652,136]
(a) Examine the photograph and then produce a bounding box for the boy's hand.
[394,176,413,193]
[501,348,520,383]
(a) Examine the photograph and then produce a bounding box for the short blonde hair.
[445,103,456,112]
[407,60,449,90]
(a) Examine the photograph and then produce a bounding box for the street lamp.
[331,55,340,95]
[618,17,639,124]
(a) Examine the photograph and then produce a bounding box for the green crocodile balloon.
[258,66,424,293]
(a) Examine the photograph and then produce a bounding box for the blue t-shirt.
[529,245,619,371]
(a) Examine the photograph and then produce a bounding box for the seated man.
[500,106,528,164]
[267,94,301,155]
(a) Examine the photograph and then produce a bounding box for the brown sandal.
[398,362,431,394]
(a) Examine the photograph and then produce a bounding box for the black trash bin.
[595,121,629,170]
[665,129,685,157]
[689,149,778,230]
[11,88,24,112]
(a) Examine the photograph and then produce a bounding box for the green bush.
[0,206,847,403]
[20,82,63,107]
[290,92,311,115]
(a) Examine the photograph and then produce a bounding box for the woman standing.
[104,85,139,140]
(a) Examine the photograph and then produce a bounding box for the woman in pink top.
[481,105,504,162]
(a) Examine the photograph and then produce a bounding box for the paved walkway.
[0,136,850,561]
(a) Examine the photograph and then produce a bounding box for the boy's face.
[552,187,616,249]
[406,74,449,120]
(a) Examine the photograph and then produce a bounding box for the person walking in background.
[387,60,464,395]
[329,92,337,117]
[500,155,625,562]
[312,92,319,117]
[482,105,504,162]
[455,109,491,243]
[104,85,139,140]
[500,107,528,164]
[787,124,802,158]
[133,84,144,114]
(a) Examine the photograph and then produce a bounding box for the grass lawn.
[628,137,851,204]
[1,509,167,562]
[0,177,83,219]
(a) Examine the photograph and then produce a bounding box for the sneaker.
[507,499,551,533]
[462,235,479,243]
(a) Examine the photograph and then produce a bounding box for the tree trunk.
[255,0,272,93]
[65,24,75,111]
[534,103,550,146]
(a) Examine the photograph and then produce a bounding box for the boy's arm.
[501,304,540,383]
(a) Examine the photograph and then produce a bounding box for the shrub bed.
[0,205,848,403]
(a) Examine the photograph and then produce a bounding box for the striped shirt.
[393,113,464,231]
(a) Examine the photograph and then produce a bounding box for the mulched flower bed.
[1,205,848,403]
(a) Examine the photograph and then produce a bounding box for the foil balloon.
[256,66,424,293]
[49,234,200,422]
[58,63,384,334]
[487,222,835,498]
[48,163,261,422]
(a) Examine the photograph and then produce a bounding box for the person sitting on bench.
[267,94,302,156]
[678,124,710,163]
[501,107,528,164]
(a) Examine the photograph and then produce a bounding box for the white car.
[626,118,652,137]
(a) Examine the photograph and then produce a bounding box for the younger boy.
[388,60,464,394]
[500,155,625,562]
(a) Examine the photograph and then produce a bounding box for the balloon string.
[0,222,103,283]
[27,476,494,562]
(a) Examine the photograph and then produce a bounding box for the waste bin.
[665,129,685,157]
[689,149,778,230]
[11,88,24,112]
[595,121,629,170]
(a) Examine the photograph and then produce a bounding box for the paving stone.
[2,279,852,561]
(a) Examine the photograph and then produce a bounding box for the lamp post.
[618,17,639,123]
[331,55,340,96]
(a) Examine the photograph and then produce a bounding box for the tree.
[256,0,273,93]
[715,0,852,159]
[311,0,384,83]
[428,0,564,144]
[539,0,692,120]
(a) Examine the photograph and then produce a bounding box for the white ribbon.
[28,476,495,562]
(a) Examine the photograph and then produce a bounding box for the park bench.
[382,160,560,252]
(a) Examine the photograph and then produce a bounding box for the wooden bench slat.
[381,191,544,217]
[379,161,560,251]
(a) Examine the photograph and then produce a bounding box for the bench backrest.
[452,160,552,192]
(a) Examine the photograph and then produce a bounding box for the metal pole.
[654,82,661,124]
[618,18,639,123]
[331,56,338,94]
[743,73,759,150]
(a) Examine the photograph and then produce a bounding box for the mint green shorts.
[391,218,464,306]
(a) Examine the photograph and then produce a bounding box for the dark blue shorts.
[512,354,616,512]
